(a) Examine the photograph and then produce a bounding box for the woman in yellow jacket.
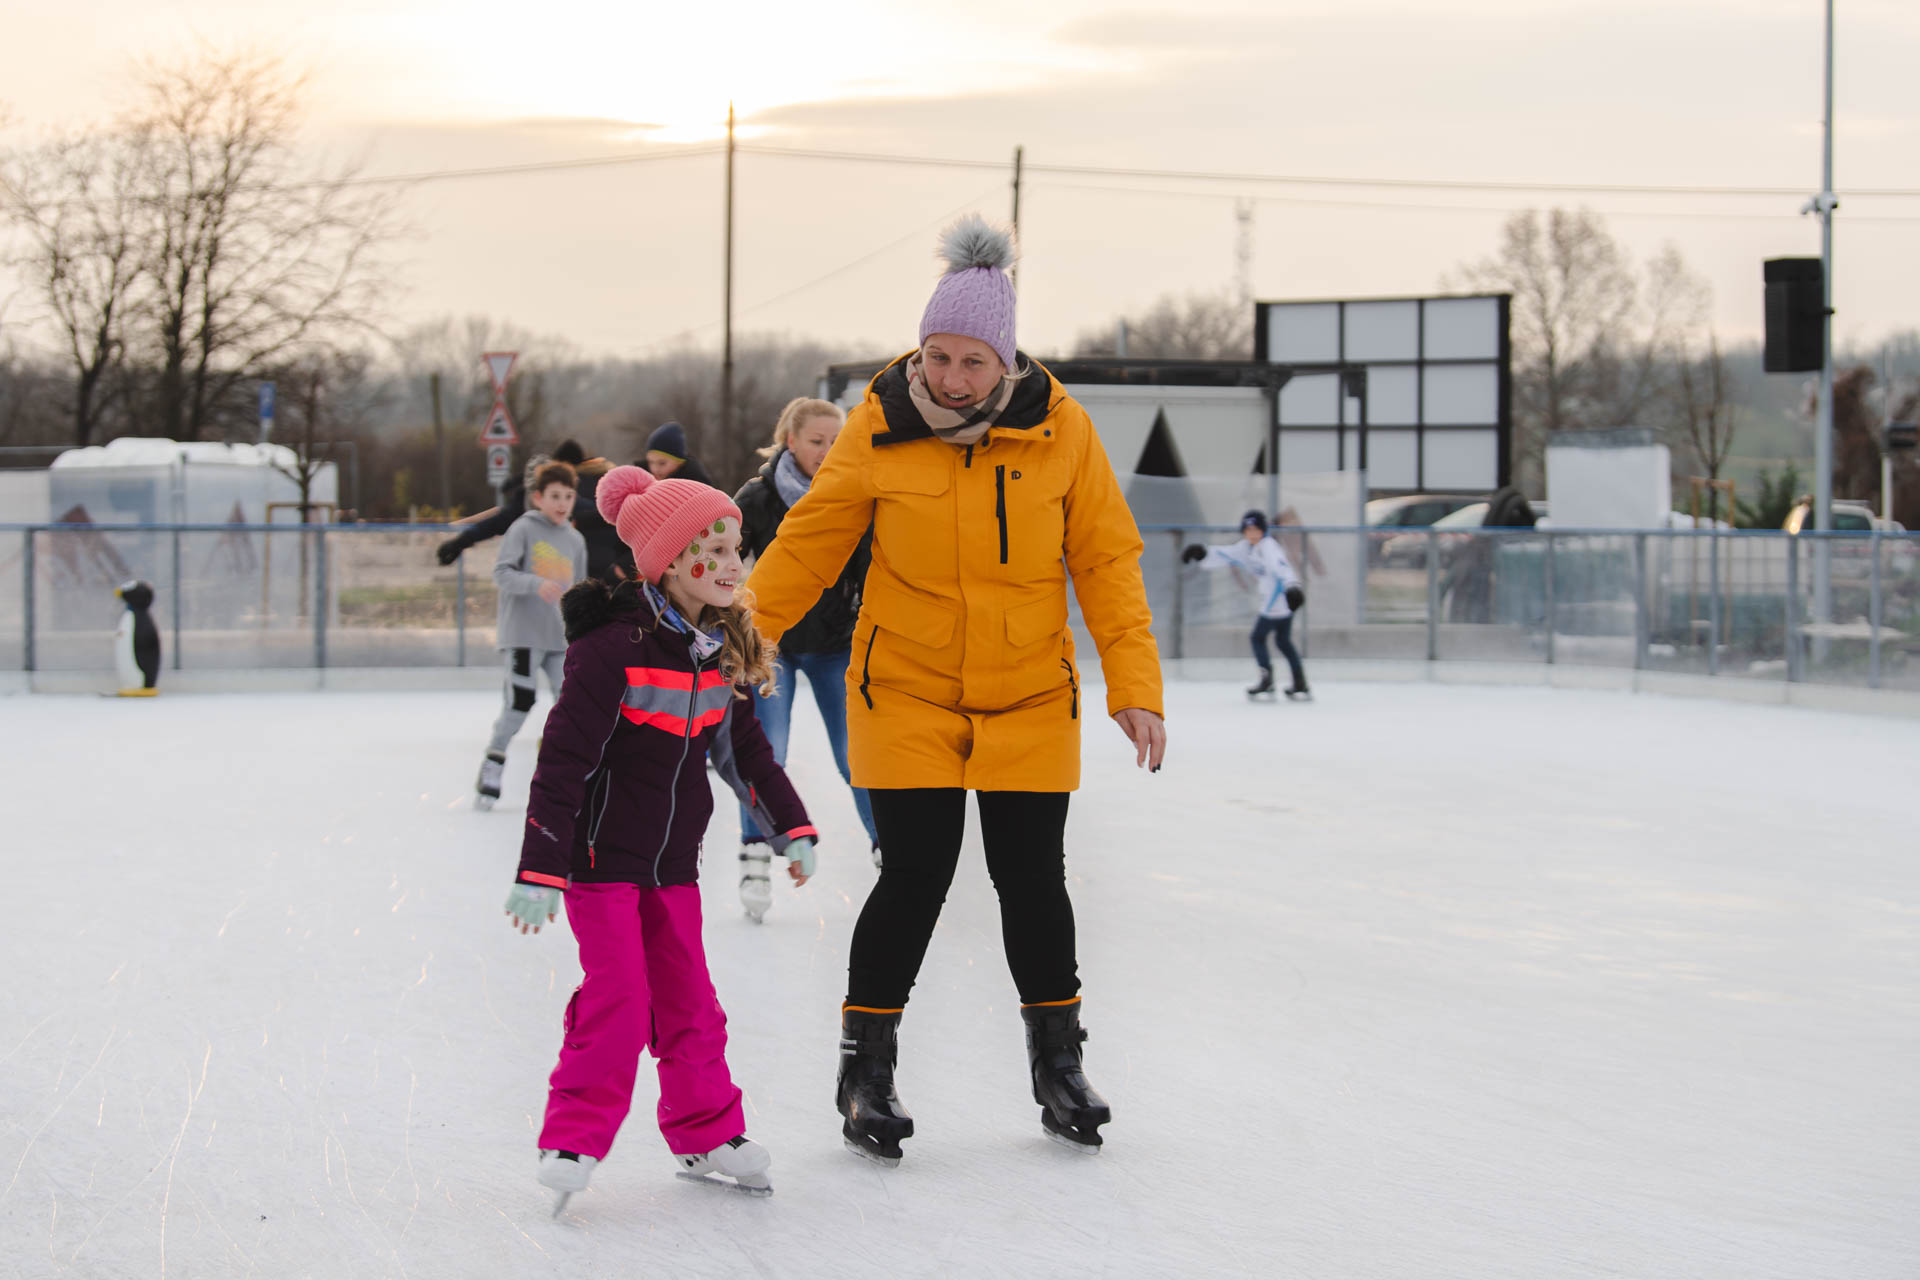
[744,215,1166,1164]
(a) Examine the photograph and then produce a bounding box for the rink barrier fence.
[2,521,1917,701]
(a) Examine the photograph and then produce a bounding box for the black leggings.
[847,789,1077,1009]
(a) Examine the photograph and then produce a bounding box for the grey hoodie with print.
[492,509,587,651]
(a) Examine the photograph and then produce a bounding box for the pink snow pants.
[539,881,744,1160]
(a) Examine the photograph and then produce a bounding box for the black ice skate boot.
[837,1006,914,1166]
[1022,1000,1111,1151]
[1246,668,1276,699]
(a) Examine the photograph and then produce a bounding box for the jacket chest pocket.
[871,461,952,579]
[995,457,1070,571]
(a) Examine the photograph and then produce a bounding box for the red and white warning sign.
[477,351,520,447]
[479,402,519,445]
[482,352,518,397]
[485,443,512,485]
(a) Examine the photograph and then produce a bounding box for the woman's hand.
[1111,708,1167,773]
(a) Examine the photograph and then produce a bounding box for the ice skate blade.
[550,1190,572,1217]
[676,1170,773,1196]
[1041,1110,1105,1152]
[842,1135,902,1167]
[474,794,497,811]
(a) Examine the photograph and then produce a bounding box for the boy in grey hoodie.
[476,461,588,808]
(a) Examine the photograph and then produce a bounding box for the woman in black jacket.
[733,397,877,921]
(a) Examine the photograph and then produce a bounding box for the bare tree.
[2,130,147,445]
[1071,289,1251,360]
[1673,333,1738,520]
[1447,209,1707,493]
[266,347,379,521]
[127,49,394,442]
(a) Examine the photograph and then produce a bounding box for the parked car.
[1783,499,1877,535]
[1365,494,1482,564]
[1378,502,1489,568]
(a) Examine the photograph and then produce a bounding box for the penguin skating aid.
[113,580,162,696]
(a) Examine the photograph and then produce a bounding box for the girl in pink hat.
[501,465,818,1211]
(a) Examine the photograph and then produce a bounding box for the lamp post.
[1344,367,1370,621]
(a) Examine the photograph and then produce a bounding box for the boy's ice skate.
[537,1149,597,1216]
[674,1135,772,1196]
[475,751,506,809]
[738,845,772,922]
[1284,684,1313,702]
[1246,669,1277,700]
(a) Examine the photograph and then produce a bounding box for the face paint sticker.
[706,560,718,572]
[690,562,705,579]
[712,520,727,534]
[688,540,702,557]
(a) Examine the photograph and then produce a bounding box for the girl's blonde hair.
[758,397,845,458]
[710,591,778,698]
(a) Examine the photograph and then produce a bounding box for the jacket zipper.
[1060,658,1079,719]
[580,701,626,870]
[650,651,703,887]
[964,444,974,469]
[995,465,1008,564]
[858,625,877,709]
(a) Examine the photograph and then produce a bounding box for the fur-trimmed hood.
[560,576,649,643]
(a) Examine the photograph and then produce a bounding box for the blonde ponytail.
[758,397,845,459]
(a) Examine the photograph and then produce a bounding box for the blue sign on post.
[258,381,276,442]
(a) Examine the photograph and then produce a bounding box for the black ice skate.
[1284,684,1313,701]
[475,751,506,809]
[837,1006,913,1166]
[1022,1001,1110,1151]
[1246,669,1277,700]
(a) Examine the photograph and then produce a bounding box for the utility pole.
[1808,0,1837,632]
[1010,145,1024,291]
[430,371,449,510]
[1234,198,1254,311]
[721,101,736,457]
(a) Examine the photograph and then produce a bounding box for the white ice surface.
[2,682,1915,1278]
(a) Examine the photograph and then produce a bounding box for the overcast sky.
[4,0,1917,363]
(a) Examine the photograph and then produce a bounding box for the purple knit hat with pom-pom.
[596,465,741,583]
[918,214,1018,370]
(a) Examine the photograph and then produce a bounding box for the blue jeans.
[738,648,879,847]
[1251,615,1307,691]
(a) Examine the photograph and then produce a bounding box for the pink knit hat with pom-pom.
[596,465,742,583]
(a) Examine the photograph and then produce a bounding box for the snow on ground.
[1,680,1915,1279]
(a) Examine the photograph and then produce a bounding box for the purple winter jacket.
[514,579,814,891]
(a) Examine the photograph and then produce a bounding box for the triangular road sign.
[479,402,519,445]
[483,352,518,396]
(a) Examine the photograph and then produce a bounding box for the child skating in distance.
[501,465,818,1210]
[1182,510,1310,700]
[475,461,587,808]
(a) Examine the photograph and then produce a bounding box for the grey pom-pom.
[936,214,1015,275]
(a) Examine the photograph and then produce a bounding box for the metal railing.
[3,522,1917,693]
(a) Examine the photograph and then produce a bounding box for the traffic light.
[1763,257,1824,373]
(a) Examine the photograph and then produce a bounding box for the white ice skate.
[475,752,505,810]
[537,1149,597,1217]
[739,846,772,923]
[674,1135,771,1196]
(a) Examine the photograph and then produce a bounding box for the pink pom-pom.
[596,464,652,524]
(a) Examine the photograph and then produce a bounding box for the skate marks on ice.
[1,688,1917,1277]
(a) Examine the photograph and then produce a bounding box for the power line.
[737,143,1920,201]
[1027,177,1920,224]
[627,187,1004,354]
[300,143,727,190]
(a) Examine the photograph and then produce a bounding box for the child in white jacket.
[1182,510,1309,699]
